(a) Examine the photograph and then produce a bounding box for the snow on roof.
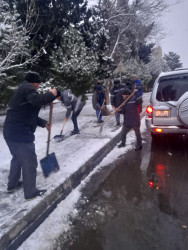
[159,68,188,78]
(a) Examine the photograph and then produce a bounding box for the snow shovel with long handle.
[40,102,60,177]
[54,119,67,142]
[99,89,137,133]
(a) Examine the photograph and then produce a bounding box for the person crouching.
[57,89,84,135]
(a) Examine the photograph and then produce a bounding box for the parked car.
[145,68,188,138]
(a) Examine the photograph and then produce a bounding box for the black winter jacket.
[110,84,127,107]
[120,94,142,127]
[3,81,56,142]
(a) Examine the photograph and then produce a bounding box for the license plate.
[155,110,169,117]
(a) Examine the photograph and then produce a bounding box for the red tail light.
[148,181,154,189]
[154,128,163,133]
[146,105,153,118]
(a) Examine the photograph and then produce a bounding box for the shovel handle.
[46,102,53,156]
[59,119,66,135]
[99,89,137,133]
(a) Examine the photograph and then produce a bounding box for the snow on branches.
[0,0,46,77]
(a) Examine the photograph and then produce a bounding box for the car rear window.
[156,75,188,102]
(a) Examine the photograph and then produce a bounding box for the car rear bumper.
[145,118,188,134]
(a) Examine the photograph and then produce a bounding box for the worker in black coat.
[110,79,127,126]
[92,85,105,123]
[116,89,142,151]
[3,71,58,200]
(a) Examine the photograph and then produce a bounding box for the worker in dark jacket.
[92,85,105,123]
[116,89,142,151]
[110,79,127,126]
[130,75,143,114]
[57,89,84,135]
[3,71,58,200]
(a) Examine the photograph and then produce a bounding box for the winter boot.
[25,189,47,201]
[97,120,104,123]
[70,130,80,135]
[7,181,23,193]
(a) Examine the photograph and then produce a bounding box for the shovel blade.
[40,152,60,177]
[53,134,65,142]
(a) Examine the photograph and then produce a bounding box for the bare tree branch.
[0,0,48,76]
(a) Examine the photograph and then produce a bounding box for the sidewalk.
[0,94,146,250]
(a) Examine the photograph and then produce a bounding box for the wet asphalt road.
[55,131,188,250]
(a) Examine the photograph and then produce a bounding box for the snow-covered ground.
[0,94,147,249]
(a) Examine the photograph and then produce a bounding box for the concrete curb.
[0,132,122,250]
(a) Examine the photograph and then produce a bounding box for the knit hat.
[96,85,102,91]
[113,79,120,85]
[122,89,131,96]
[25,71,41,83]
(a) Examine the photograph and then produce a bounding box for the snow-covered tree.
[9,0,99,76]
[0,1,29,75]
[115,58,151,90]
[97,0,167,64]
[0,0,47,75]
[163,51,183,71]
[50,27,99,98]
[8,0,108,87]
[138,43,155,64]
[79,6,109,78]
[0,0,48,109]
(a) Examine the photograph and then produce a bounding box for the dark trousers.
[6,140,38,198]
[115,112,120,124]
[72,109,82,132]
[121,125,142,147]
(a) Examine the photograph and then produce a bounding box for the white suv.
[145,69,188,138]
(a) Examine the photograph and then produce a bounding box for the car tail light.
[146,104,153,118]
[148,181,154,189]
[154,128,163,133]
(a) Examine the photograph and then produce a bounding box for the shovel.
[40,102,60,177]
[54,119,67,142]
[99,89,137,133]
